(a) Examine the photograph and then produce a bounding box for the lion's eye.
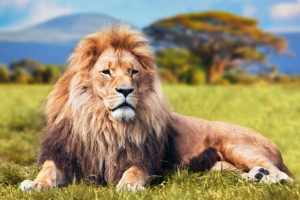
[132,70,139,76]
[102,70,111,76]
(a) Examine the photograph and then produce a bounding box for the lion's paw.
[116,183,145,192]
[19,180,47,192]
[248,166,291,183]
[248,167,276,183]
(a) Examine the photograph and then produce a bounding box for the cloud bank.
[0,0,72,31]
[243,5,256,17]
[270,0,300,19]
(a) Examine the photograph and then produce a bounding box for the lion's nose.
[115,88,134,97]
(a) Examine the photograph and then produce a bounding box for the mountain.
[0,13,132,65]
[0,13,121,43]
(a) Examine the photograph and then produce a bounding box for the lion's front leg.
[116,166,149,192]
[20,160,65,191]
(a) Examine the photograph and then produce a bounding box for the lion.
[20,25,293,192]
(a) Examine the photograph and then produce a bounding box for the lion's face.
[90,48,148,122]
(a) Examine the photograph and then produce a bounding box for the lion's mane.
[38,26,172,183]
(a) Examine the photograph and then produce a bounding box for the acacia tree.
[144,11,288,83]
[10,59,44,73]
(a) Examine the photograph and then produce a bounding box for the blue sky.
[1,0,300,32]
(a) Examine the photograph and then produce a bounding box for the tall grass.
[0,84,299,199]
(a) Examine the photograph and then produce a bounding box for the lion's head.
[44,25,170,148]
[63,25,162,122]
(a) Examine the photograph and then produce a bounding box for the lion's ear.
[68,33,103,71]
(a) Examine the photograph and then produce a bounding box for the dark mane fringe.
[38,119,168,183]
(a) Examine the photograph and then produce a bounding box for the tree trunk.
[205,66,216,83]
[216,61,227,75]
[205,61,228,83]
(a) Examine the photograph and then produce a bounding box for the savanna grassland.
[0,84,300,200]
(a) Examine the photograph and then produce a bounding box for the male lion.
[20,26,293,191]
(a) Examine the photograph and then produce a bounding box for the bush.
[274,75,292,84]
[223,73,258,85]
[178,67,206,84]
[0,64,10,82]
[156,48,205,84]
[43,65,61,83]
[12,68,32,83]
[32,66,47,83]
[7,59,63,84]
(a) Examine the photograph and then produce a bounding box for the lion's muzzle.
[110,94,137,122]
[111,101,135,112]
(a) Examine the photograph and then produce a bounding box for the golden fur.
[37,25,171,184]
[20,25,293,192]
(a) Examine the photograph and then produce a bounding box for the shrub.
[43,65,61,83]
[32,66,47,83]
[274,75,292,84]
[12,68,32,83]
[156,48,205,84]
[223,73,258,85]
[0,64,10,82]
[8,59,63,84]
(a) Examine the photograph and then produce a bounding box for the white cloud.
[231,0,253,2]
[243,5,256,17]
[0,0,31,9]
[267,26,300,33]
[26,0,72,26]
[270,0,300,19]
[0,0,72,31]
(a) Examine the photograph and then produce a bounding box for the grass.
[0,84,300,199]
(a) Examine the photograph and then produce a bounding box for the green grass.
[0,84,300,199]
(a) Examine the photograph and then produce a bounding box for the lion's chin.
[111,107,136,122]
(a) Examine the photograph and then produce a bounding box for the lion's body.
[20,26,293,192]
[170,113,293,178]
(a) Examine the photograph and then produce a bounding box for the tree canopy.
[9,59,44,73]
[144,11,288,83]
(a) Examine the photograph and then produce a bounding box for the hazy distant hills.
[0,13,299,74]
[0,13,131,65]
[0,13,121,43]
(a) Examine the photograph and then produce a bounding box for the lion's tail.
[282,164,295,179]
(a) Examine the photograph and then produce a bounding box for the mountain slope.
[0,13,121,43]
[0,13,134,65]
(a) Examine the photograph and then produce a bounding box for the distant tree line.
[0,59,64,84]
[0,55,299,85]
[155,47,300,85]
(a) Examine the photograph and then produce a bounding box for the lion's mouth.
[110,101,136,122]
[110,102,135,112]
